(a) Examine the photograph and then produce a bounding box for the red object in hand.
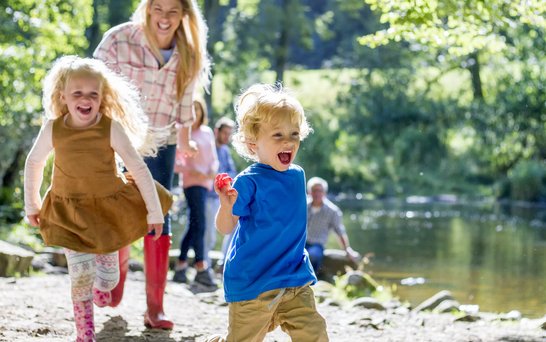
[215,173,233,190]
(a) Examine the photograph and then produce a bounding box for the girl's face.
[61,75,102,128]
[148,0,184,49]
[249,118,301,172]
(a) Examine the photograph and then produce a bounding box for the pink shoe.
[73,300,95,342]
[93,288,112,308]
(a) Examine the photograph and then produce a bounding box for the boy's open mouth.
[278,151,292,165]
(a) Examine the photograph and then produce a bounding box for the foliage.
[507,160,546,202]
[0,0,93,215]
[359,0,546,56]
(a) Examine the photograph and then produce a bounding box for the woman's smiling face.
[148,0,184,49]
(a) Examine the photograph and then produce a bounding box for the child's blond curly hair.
[232,83,311,161]
[42,55,166,156]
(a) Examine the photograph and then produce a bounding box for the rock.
[338,270,379,297]
[169,249,223,269]
[433,299,461,313]
[413,290,454,312]
[455,314,480,322]
[128,259,143,272]
[0,240,35,277]
[42,247,67,267]
[319,249,358,281]
[31,253,51,271]
[351,297,386,311]
[499,310,522,321]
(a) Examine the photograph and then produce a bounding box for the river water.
[338,198,546,318]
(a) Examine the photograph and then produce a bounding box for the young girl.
[173,99,218,286]
[93,0,211,328]
[208,84,329,341]
[24,55,172,342]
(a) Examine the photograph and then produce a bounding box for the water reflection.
[338,199,546,318]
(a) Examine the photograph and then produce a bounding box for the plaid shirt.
[93,22,195,144]
[306,198,346,246]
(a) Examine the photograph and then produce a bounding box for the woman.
[93,0,210,330]
[174,99,218,287]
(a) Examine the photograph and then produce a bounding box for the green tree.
[0,0,92,219]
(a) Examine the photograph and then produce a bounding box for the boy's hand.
[215,173,237,205]
[148,223,163,240]
[27,214,40,227]
[215,173,233,190]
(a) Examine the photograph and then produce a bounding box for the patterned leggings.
[64,249,119,302]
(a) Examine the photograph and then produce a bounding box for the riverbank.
[0,272,544,342]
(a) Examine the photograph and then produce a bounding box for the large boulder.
[0,240,35,277]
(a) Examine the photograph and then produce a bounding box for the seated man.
[306,177,359,273]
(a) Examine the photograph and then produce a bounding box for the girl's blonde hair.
[232,83,311,161]
[132,0,211,100]
[42,55,166,157]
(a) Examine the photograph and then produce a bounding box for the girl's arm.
[111,121,164,238]
[24,120,54,226]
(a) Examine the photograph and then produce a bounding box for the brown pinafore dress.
[39,114,172,254]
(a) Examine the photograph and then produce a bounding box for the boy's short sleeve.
[232,175,254,218]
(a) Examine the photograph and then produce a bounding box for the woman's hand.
[27,214,40,227]
[180,140,199,158]
[148,223,163,240]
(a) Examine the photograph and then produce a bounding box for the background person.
[306,176,359,274]
[204,116,237,267]
[173,99,218,286]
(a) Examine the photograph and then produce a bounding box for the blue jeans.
[179,186,207,263]
[305,243,325,272]
[144,144,176,235]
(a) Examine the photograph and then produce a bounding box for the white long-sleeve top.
[24,116,164,224]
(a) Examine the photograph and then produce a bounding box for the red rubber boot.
[109,245,130,307]
[143,235,174,329]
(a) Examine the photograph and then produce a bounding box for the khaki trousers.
[208,285,328,342]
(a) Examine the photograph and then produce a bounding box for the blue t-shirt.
[223,163,317,302]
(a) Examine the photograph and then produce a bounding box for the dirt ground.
[0,272,544,342]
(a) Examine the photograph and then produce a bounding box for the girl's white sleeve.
[110,121,165,224]
[24,120,54,215]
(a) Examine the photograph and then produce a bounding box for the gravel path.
[0,273,544,341]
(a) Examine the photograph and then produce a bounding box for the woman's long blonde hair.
[42,55,166,157]
[132,0,211,99]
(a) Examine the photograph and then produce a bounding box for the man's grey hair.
[307,176,328,193]
[215,116,236,131]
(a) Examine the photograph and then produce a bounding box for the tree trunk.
[274,0,291,83]
[1,146,25,190]
[85,0,101,56]
[467,51,483,100]
[203,0,222,120]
